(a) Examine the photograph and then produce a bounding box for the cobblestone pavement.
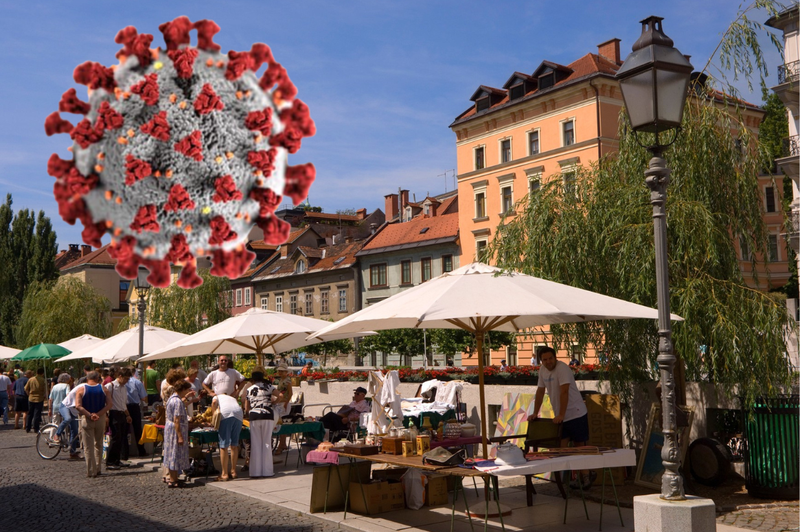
[0,424,339,532]
[717,505,800,532]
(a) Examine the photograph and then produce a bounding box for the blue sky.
[0,0,785,249]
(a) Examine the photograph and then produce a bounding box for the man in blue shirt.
[124,367,149,458]
[13,370,29,430]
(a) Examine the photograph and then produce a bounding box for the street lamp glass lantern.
[616,16,694,136]
[134,269,151,294]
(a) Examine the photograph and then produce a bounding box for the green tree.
[304,337,354,367]
[488,95,793,409]
[357,329,425,366]
[0,195,60,347]
[144,269,232,334]
[428,329,516,361]
[15,277,112,347]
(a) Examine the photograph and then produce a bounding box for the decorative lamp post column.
[616,16,693,501]
[135,270,151,367]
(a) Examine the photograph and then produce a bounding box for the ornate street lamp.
[617,16,693,501]
[135,270,151,363]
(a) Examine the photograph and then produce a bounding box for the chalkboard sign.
[635,402,694,489]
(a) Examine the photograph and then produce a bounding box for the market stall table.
[274,421,325,467]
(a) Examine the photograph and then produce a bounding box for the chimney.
[321,249,326,259]
[69,244,79,251]
[81,244,92,257]
[369,223,378,235]
[597,38,621,64]
[280,245,288,258]
[356,208,367,220]
[384,193,399,221]
[400,190,409,209]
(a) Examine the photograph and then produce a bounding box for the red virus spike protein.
[45,17,315,288]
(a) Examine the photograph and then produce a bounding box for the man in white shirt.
[104,367,133,470]
[202,355,244,397]
[529,346,595,489]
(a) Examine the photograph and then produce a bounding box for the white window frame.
[739,236,752,261]
[497,173,514,215]
[235,288,242,307]
[260,296,268,310]
[244,287,251,306]
[305,292,313,315]
[295,260,306,274]
[499,137,512,164]
[289,293,298,314]
[768,233,780,262]
[338,289,347,313]
[320,291,329,314]
[475,238,488,261]
[474,145,486,171]
[275,295,283,313]
[528,129,540,156]
[472,181,488,219]
[561,118,576,147]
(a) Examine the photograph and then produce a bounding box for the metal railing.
[783,135,800,158]
[778,60,799,84]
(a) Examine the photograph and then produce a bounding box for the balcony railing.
[783,135,800,158]
[778,60,800,84]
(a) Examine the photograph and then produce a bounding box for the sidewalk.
[128,452,765,532]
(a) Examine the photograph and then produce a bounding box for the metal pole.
[137,289,147,375]
[645,151,685,500]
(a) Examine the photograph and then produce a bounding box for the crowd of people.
[0,357,297,484]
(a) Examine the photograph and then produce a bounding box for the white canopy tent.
[58,326,188,364]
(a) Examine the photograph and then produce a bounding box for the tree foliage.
[0,194,59,347]
[143,269,232,334]
[428,329,516,359]
[15,276,112,347]
[488,96,793,409]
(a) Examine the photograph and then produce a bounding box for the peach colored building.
[450,39,625,263]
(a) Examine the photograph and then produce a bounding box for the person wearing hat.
[319,387,370,440]
[272,363,293,455]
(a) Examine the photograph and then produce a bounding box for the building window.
[528,130,539,155]
[338,289,347,312]
[244,288,252,306]
[118,281,130,310]
[321,291,329,314]
[305,293,313,315]
[476,239,488,261]
[474,192,486,218]
[260,296,268,310]
[235,289,242,307]
[740,236,752,261]
[370,264,387,287]
[563,171,577,199]
[765,186,776,213]
[500,139,511,163]
[769,234,779,261]
[421,258,432,282]
[563,120,575,146]
[288,294,297,314]
[275,295,283,313]
[401,260,412,285]
[442,255,453,273]
[529,177,541,195]
[475,146,485,170]
[570,344,585,364]
[505,345,518,366]
[501,185,513,214]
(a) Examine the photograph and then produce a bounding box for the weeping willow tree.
[15,276,112,347]
[488,91,794,409]
[125,269,232,335]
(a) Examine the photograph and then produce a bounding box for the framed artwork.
[635,402,695,489]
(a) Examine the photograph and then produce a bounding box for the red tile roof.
[452,52,620,125]
[253,241,364,281]
[360,213,459,252]
[60,244,116,270]
[437,195,458,215]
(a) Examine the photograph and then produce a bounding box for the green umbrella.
[11,343,71,361]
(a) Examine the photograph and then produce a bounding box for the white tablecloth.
[475,449,636,476]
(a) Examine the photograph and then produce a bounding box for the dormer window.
[295,260,306,274]
[509,82,525,100]
[539,72,555,90]
[404,206,413,221]
[476,96,490,112]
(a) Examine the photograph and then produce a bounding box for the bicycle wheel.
[36,424,62,460]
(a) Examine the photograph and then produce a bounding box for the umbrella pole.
[476,330,488,459]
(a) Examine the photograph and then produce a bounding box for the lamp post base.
[634,494,715,532]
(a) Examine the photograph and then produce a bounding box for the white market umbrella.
[0,345,21,360]
[310,262,682,457]
[58,334,104,353]
[139,307,369,366]
[58,326,188,364]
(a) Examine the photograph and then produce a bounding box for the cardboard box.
[349,480,405,515]
[424,474,449,506]
[309,461,371,513]
[372,467,408,482]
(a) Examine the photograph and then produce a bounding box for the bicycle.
[36,416,73,460]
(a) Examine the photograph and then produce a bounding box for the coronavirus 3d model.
[45,16,315,288]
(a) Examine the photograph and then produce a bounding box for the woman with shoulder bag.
[244,367,279,478]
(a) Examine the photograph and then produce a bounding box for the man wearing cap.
[319,387,370,438]
[202,355,244,397]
